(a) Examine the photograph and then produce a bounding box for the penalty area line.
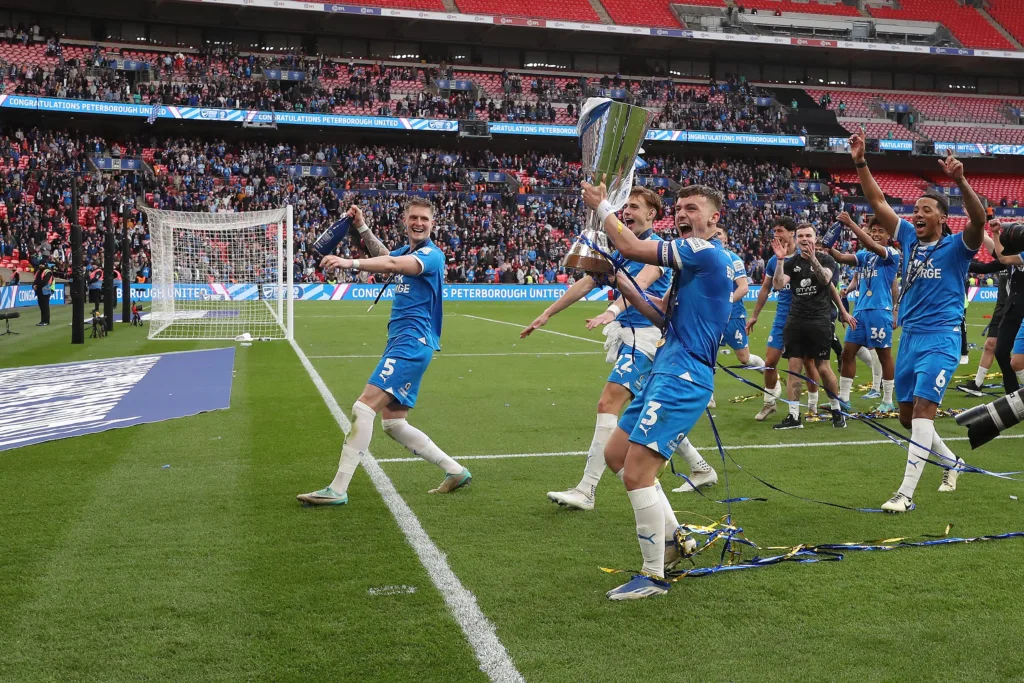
[375,434,1024,463]
[289,338,525,683]
[461,314,604,345]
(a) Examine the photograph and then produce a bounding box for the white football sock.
[330,400,375,493]
[871,351,883,391]
[1017,369,1024,385]
[882,379,895,404]
[898,418,935,499]
[628,486,665,578]
[675,437,713,473]
[616,468,625,483]
[654,480,680,538]
[808,391,819,413]
[931,432,962,471]
[765,381,780,405]
[579,413,617,493]
[856,346,872,367]
[830,398,840,411]
[382,417,462,475]
[839,377,854,402]
[746,354,766,371]
[975,365,989,387]
[789,401,800,419]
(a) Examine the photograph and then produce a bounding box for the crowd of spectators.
[1,126,850,289]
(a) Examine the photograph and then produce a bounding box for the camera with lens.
[955,388,1024,449]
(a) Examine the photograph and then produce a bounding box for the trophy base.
[563,253,614,275]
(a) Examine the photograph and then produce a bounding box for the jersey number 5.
[380,358,396,380]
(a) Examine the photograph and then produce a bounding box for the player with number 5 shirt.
[297,198,471,507]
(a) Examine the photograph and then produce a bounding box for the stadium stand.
[453,0,601,22]
[733,0,861,16]
[599,0,685,27]
[867,0,1015,50]
[321,0,445,8]
[985,0,1024,48]
[916,125,1024,144]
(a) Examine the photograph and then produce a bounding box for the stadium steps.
[589,0,615,24]
[976,5,1024,50]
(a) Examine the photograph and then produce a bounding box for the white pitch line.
[290,338,524,683]
[462,314,604,345]
[374,434,1024,463]
[309,352,604,359]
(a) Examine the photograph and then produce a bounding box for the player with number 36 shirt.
[850,134,987,513]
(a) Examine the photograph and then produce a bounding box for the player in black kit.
[772,223,856,429]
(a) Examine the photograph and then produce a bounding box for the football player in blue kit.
[707,225,766,412]
[298,198,471,506]
[828,211,900,412]
[581,181,733,600]
[851,135,988,513]
[747,217,797,421]
[521,186,681,511]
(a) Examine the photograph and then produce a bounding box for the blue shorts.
[607,345,653,396]
[766,316,786,351]
[1014,319,1024,356]
[721,317,748,350]
[894,329,960,405]
[367,335,434,408]
[845,308,894,349]
[619,372,711,459]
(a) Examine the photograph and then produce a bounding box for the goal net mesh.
[144,207,292,340]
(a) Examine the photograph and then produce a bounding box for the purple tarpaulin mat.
[0,347,235,452]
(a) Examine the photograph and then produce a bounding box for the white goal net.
[144,206,293,341]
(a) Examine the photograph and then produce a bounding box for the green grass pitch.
[1,299,1022,682]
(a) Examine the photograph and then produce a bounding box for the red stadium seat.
[600,0,689,27]
[981,0,1024,47]
[455,0,601,22]
[868,0,1014,50]
[321,0,445,9]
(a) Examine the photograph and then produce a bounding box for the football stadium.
[2,0,1024,679]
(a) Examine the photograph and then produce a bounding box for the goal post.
[144,206,294,341]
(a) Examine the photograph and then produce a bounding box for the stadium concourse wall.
[3,94,1024,156]
[0,284,1002,310]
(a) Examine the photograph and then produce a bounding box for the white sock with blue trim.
[654,480,680,538]
[330,400,375,494]
[898,418,935,499]
[882,379,895,405]
[627,486,665,578]
[675,437,712,473]
[746,354,766,371]
[931,432,962,471]
[579,413,617,493]
[839,377,854,402]
[382,417,462,475]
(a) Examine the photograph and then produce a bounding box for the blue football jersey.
[612,230,673,329]
[896,218,977,333]
[652,237,733,388]
[855,246,900,312]
[387,239,445,350]
[764,251,797,321]
[725,249,748,320]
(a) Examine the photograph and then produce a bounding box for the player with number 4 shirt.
[850,134,988,513]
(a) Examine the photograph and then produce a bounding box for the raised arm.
[521,274,596,337]
[849,133,900,236]
[839,211,887,258]
[349,205,390,257]
[829,248,859,267]
[938,151,986,251]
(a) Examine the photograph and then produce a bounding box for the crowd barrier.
[2,283,998,308]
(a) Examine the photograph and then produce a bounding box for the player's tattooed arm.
[347,204,389,257]
[807,251,833,285]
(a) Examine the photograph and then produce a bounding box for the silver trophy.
[563,98,653,275]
